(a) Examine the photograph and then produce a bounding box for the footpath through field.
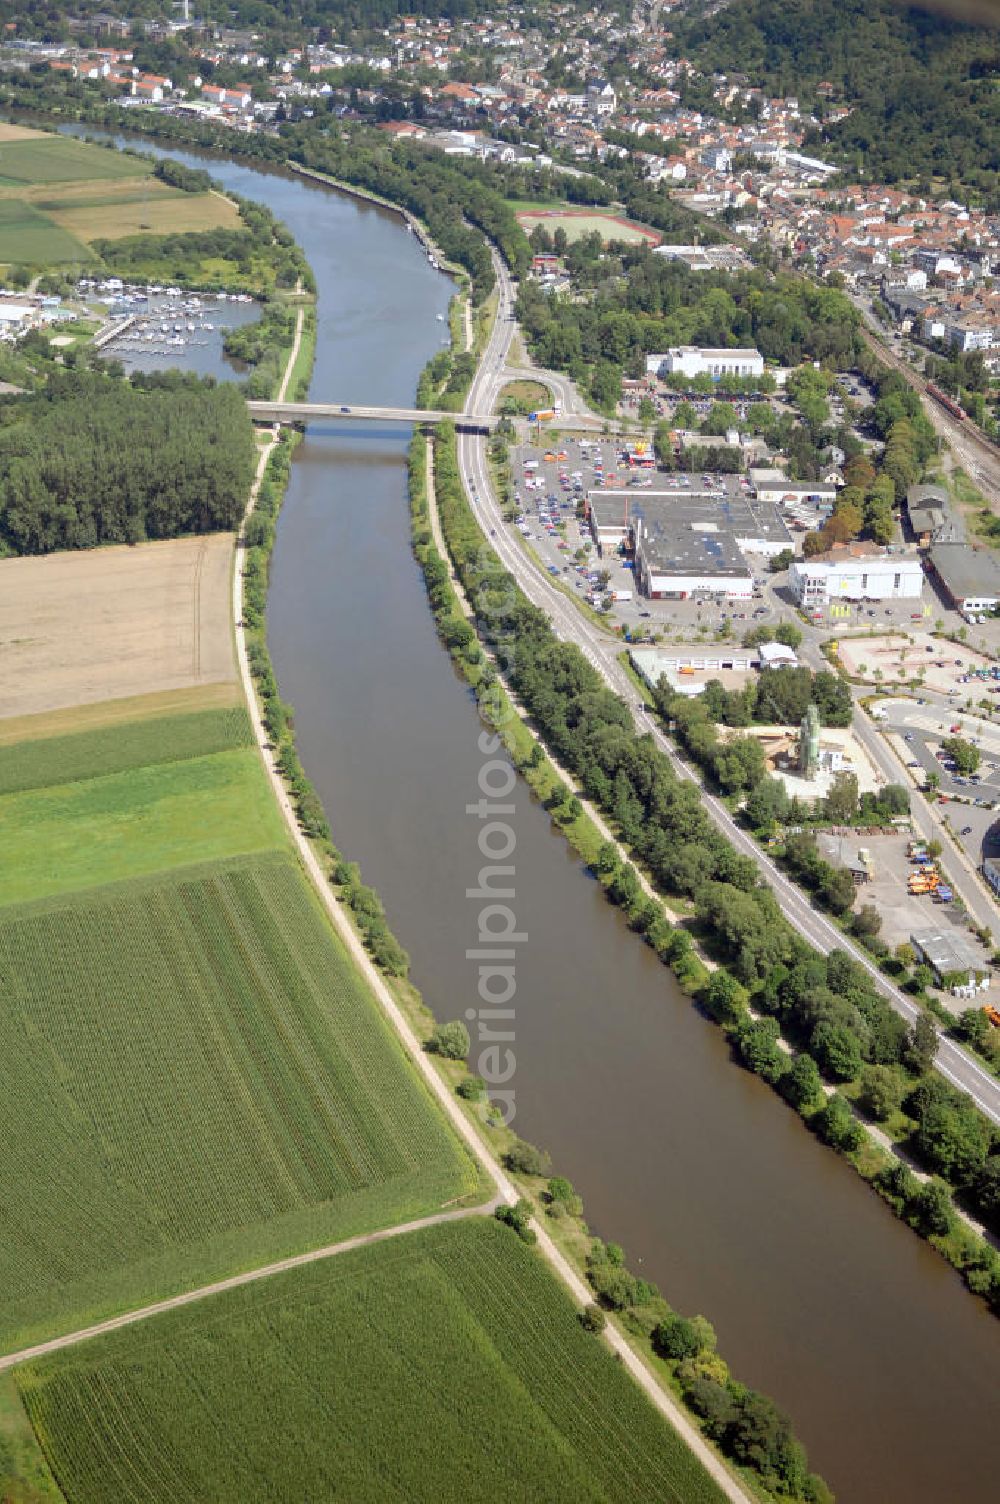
[0,1206,497,1376]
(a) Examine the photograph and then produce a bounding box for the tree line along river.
[63,126,1000,1504]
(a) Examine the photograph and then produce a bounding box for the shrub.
[503,1138,553,1177]
[579,1303,606,1334]
[427,1020,470,1060]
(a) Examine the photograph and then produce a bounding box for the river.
[62,126,1000,1503]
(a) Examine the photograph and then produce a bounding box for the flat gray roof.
[589,488,790,578]
[591,486,790,541]
[928,542,1000,599]
[911,927,987,976]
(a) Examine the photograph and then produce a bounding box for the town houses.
[2,4,997,358]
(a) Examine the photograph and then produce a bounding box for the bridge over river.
[246,399,609,432]
[246,400,496,431]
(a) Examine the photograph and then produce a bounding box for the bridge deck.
[246,401,495,426]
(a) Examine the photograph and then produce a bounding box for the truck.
[611,589,633,602]
[528,409,556,423]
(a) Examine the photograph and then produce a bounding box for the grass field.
[0,853,476,1351]
[0,705,253,797]
[0,746,287,905]
[0,683,242,749]
[0,1373,62,1503]
[0,137,148,186]
[0,200,90,264]
[516,208,661,244]
[0,134,235,263]
[47,189,239,244]
[13,1219,725,1504]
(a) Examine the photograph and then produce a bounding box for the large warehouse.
[926,542,1000,615]
[587,488,792,599]
[788,545,923,605]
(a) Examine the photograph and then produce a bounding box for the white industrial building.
[646,346,764,381]
[750,468,838,507]
[788,548,924,605]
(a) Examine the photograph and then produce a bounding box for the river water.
[62,127,1000,1503]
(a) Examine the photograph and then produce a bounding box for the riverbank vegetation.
[91,188,312,296]
[0,369,254,556]
[13,1218,730,1504]
[409,422,832,1504]
[424,419,1000,1317]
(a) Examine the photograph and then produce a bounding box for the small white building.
[789,550,923,605]
[647,346,764,381]
[750,469,838,507]
[757,641,798,668]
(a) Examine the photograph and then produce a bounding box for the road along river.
[62,127,1000,1504]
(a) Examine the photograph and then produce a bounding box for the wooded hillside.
[671,0,1000,201]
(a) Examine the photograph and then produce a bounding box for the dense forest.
[671,0,1000,201]
[0,371,254,555]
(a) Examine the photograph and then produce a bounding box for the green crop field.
[0,200,90,265]
[0,706,254,797]
[0,137,149,186]
[0,853,475,1350]
[0,746,286,905]
[14,1219,724,1504]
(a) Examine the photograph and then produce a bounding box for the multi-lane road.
[459,257,1000,1126]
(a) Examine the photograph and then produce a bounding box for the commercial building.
[586,486,791,599]
[926,542,1000,615]
[983,858,1000,899]
[788,545,923,605]
[646,346,764,381]
[629,645,759,697]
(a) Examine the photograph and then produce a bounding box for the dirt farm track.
[0,535,236,720]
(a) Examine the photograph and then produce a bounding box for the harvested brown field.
[0,535,236,720]
[0,123,48,143]
[48,188,240,242]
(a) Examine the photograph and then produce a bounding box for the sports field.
[0,852,476,1350]
[516,207,661,244]
[0,535,236,720]
[14,1219,725,1504]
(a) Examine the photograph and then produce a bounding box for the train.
[926,382,966,421]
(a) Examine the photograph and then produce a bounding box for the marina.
[84,282,261,378]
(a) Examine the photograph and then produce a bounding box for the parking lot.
[507,439,779,638]
[838,633,998,696]
[876,696,1000,867]
[816,830,992,1012]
